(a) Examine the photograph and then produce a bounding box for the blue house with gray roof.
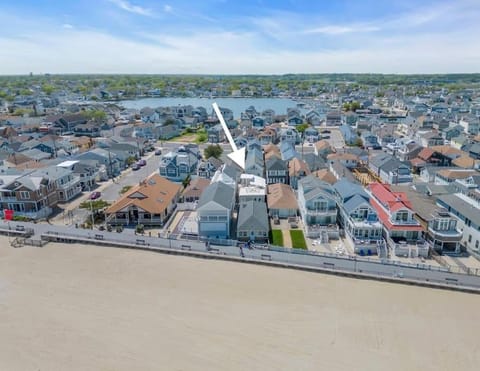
[197,181,236,240]
[333,179,384,255]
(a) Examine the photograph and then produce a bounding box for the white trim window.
[20,191,30,199]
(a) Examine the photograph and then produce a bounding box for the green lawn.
[290,230,307,249]
[271,229,284,246]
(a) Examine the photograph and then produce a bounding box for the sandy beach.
[1,236,479,371]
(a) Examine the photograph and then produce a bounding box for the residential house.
[267,183,298,218]
[279,127,300,145]
[326,111,342,126]
[437,193,480,252]
[252,116,266,128]
[197,181,236,240]
[442,125,464,141]
[306,110,321,126]
[239,174,266,203]
[213,107,234,121]
[106,174,181,226]
[73,121,101,137]
[140,107,159,123]
[56,160,99,190]
[392,185,462,254]
[297,175,337,225]
[207,124,225,143]
[289,157,310,189]
[368,183,428,257]
[360,131,381,149]
[75,148,121,178]
[265,155,288,184]
[32,166,82,203]
[327,152,360,169]
[157,123,181,140]
[237,200,269,242]
[280,141,298,162]
[245,147,264,177]
[339,124,357,145]
[197,156,223,179]
[159,145,198,182]
[181,177,211,203]
[304,127,320,143]
[459,115,479,135]
[467,143,480,160]
[314,139,334,158]
[0,170,58,219]
[417,131,444,147]
[334,179,384,255]
[369,153,412,184]
[434,169,478,185]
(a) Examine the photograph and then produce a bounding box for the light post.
[87,185,94,229]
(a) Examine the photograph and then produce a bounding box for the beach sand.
[0,237,479,371]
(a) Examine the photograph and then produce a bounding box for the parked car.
[155,149,162,155]
[90,191,101,200]
[137,159,147,166]
[131,163,140,171]
[321,130,331,134]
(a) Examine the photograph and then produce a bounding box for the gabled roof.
[265,155,286,170]
[197,181,235,210]
[312,169,337,185]
[182,177,211,199]
[289,157,310,177]
[343,194,370,214]
[237,200,269,231]
[267,183,298,210]
[334,178,366,202]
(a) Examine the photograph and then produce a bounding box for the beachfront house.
[267,183,298,218]
[236,200,269,242]
[0,170,58,220]
[368,183,428,258]
[297,175,337,226]
[105,174,181,226]
[197,181,236,240]
[334,179,384,255]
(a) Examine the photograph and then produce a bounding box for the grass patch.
[290,230,307,249]
[270,229,284,246]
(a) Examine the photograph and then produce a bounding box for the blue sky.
[0,0,479,74]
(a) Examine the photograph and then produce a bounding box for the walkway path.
[282,230,292,248]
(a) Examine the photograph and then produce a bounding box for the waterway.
[119,97,301,118]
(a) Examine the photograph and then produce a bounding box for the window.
[476,240,479,249]
[20,191,30,199]
[395,211,408,222]
[468,235,472,243]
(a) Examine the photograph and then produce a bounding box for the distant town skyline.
[0,0,479,75]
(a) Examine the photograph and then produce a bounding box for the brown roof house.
[181,177,211,203]
[106,174,181,226]
[267,183,298,218]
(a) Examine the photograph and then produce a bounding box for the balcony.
[387,236,429,258]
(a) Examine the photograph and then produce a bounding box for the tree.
[204,144,223,159]
[296,123,309,134]
[354,137,363,147]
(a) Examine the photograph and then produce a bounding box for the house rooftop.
[267,183,298,210]
[106,174,181,215]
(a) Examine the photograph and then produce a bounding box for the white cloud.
[0,26,479,75]
[108,0,153,17]
[163,4,173,13]
[304,25,379,35]
[62,23,74,29]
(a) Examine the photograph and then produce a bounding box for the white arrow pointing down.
[212,102,245,170]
